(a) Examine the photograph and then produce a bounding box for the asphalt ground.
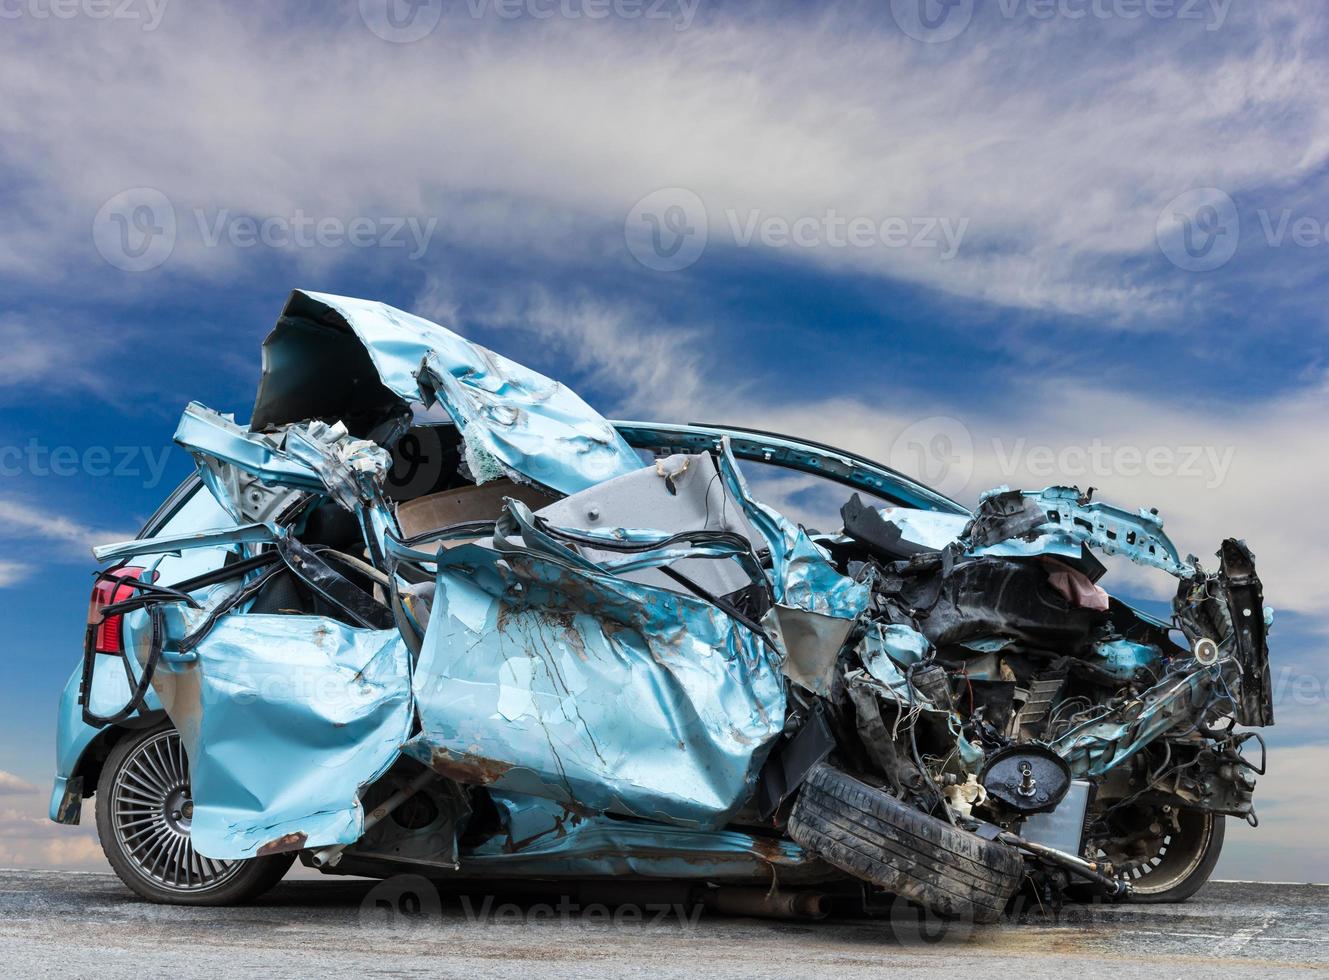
[2,869,1326,978]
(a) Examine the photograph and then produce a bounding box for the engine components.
[980,744,1072,815]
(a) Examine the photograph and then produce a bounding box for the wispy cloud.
[0,770,37,795]
[415,276,713,421]
[0,803,104,870]
[0,498,131,556]
[0,316,71,388]
[1,4,1326,322]
[0,770,104,870]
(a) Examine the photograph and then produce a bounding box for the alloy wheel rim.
[1095,808,1213,895]
[111,729,241,891]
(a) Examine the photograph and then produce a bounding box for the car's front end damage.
[53,290,1273,920]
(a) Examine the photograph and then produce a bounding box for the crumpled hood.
[250,289,643,496]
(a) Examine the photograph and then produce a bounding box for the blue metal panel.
[455,791,817,880]
[1091,638,1163,682]
[258,290,645,496]
[160,615,413,859]
[407,523,786,828]
[715,442,868,621]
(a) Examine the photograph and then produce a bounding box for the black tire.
[788,764,1024,924]
[1121,810,1225,904]
[96,723,295,905]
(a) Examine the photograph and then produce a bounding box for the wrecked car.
[52,290,1273,922]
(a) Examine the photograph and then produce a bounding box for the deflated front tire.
[788,763,1024,924]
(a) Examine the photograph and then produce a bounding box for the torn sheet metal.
[861,622,929,693]
[175,402,330,502]
[175,402,392,514]
[173,402,402,557]
[1052,664,1218,777]
[252,290,644,495]
[766,607,855,697]
[847,487,1193,581]
[405,504,785,828]
[92,521,280,563]
[966,486,1193,578]
[715,442,868,621]
[147,614,412,860]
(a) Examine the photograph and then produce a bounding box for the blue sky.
[1,1,1327,879]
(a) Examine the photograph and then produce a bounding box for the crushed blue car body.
[54,289,1274,918]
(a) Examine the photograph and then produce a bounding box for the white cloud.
[0,770,37,795]
[0,774,105,871]
[0,801,105,871]
[416,277,713,422]
[0,317,74,388]
[0,498,131,555]
[1,5,1326,319]
[0,314,117,395]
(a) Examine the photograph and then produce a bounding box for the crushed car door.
[397,451,788,828]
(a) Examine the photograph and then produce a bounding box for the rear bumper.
[49,775,82,825]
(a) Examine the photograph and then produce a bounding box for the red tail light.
[88,567,145,655]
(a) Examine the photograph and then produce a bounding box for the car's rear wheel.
[95,724,294,905]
